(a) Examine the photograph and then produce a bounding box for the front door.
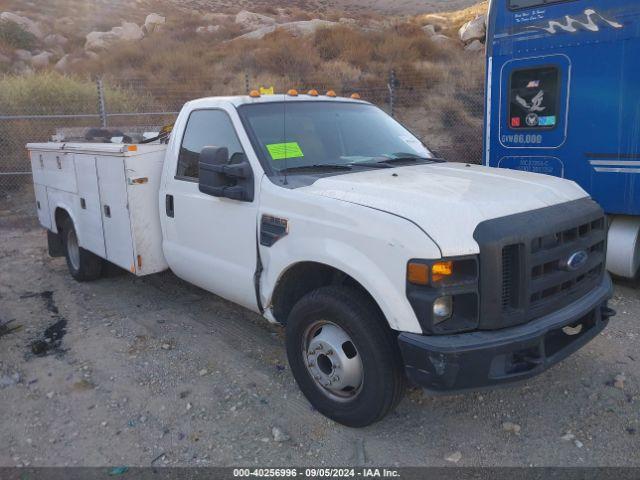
[162,108,259,311]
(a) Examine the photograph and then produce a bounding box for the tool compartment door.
[96,156,135,271]
[33,183,52,230]
[41,151,78,193]
[75,154,106,258]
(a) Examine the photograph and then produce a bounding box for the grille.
[528,217,606,309]
[501,244,521,311]
[474,198,607,330]
[500,217,606,316]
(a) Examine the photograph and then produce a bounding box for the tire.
[285,286,405,427]
[60,216,103,281]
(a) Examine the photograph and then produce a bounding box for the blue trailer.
[484,0,640,278]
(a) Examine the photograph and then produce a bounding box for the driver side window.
[176,109,245,180]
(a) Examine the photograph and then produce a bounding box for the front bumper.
[398,275,615,392]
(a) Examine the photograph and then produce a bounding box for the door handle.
[165,194,174,218]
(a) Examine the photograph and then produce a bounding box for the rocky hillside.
[0,1,489,163]
[0,1,488,77]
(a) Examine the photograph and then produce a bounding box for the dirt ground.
[1,188,639,468]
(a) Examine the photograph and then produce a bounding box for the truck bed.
[27,142,169,276]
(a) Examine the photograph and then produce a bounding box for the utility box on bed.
[27,142,169,276]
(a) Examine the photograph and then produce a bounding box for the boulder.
[280,19,338,36]
[44,33,68,47]
[196,25,221,34]
[236,19,337,40]
[235,10,276,30]
[465,39,484,52]
[55,52,97,72]
[54,53,71,72]
[0,12,44,39]
[203,13,231,23]
[12,61,33,75]
[144,13,165,34]
[459,15,486,44]
[115,22,145,41]
[14,49,32,61]
[430,34,453,44]
[85,22,144,50]
[30,51,52,68]
[236,25,276,40]
[422,24,436,36]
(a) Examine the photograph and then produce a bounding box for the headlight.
[406,257,479,334]
[433,296,453,324]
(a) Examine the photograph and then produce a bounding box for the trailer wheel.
[285,286,405,427]
[60,217,103,281]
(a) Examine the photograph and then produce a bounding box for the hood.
[298,162,589,257]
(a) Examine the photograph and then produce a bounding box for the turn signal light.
[432,261,454,282]
[407,263,429,286]
[127,145,138,152]
[407,261,455,285]
[326,90,337,97]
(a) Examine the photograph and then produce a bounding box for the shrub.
[0,72,152,115]
[0,20,37,50]
[253,32,320,81]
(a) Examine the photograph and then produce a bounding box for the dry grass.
[0,1,487,162]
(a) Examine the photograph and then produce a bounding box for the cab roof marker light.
[287,89,299,96]
[308,89,319,97]
[350,93,361,99]
[249,90,261,98]
[326,90,337,97]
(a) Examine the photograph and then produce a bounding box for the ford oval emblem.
[564,250,589,271]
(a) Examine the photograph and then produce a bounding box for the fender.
[258,185,442,334]
[47,191,84,248]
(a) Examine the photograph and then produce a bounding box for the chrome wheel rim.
[302,321,364,402]
[67,227,80,271]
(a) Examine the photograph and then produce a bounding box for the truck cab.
[30,92,615,427]
[483,0,640,278]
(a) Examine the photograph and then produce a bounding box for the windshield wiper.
[352,154,445,168]
[278,164,353,174]
[351,156,444,168]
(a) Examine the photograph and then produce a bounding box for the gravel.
[1,190,639,467]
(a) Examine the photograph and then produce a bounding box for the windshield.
[239,101,433,174]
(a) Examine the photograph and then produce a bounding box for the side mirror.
[198,146,254,202]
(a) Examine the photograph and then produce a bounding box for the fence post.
[387,69,396,118]
[96,77,107,128]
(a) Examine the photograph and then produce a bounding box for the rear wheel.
[61,216,103,281]
[285,286,405,427]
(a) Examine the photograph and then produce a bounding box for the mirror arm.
[202,162,251,179]
[201,185,247,201]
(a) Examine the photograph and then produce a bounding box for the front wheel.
[285,286,405,427]
[61,216,103,281]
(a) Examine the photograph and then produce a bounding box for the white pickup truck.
[28,92,615,427]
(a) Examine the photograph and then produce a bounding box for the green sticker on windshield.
[266,142,304,160]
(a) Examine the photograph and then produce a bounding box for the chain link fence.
[0,71,484,194]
